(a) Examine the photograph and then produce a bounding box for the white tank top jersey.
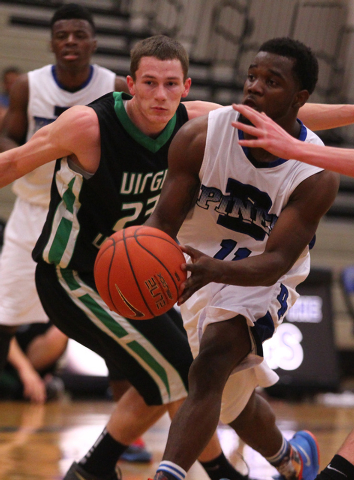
[12,64,117,207]
[178,105,324,269]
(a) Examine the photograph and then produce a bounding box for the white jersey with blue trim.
[178,105,324,266]
[12,64,116,207]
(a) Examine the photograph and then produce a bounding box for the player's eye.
[268,79,278,87]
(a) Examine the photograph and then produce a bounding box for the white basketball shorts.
[180,255,310,423]
[0,197,48,326]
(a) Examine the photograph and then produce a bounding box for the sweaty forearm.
[215,251,287,287]
[0,149,25,187]
[289,141,354,178]
[299,103,354,131]
[183,246,288,288]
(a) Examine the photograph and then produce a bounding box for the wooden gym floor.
[0,394,353,480]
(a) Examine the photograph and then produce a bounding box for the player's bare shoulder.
[61,104,97,126]
[50,105,101,173]
[169,114,208,174]
[291,168,340,220]
[9,73,29,106]
[174,114,208,151]
[53,105,99,143]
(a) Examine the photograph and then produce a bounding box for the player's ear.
[181,77,192,98]
[293,90,310,109]
[127,76,135,95]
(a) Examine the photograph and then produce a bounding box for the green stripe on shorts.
[57,267,186,402]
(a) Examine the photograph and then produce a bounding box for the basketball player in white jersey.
[225,102,354,480]
[0,3,128,369]
[145,38,339,480]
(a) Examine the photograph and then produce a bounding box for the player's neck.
[53,64,93,93]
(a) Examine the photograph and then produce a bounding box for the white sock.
[157,461,187,480]
[265,436,289,465]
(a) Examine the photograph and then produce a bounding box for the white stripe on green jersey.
[42,159,83,268]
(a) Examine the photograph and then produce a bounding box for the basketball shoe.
[274,430,320,480]
[148,476,248,480]
[120,437,152,463]
[63,461,121,480]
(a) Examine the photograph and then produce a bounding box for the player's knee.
[188,351,229,395]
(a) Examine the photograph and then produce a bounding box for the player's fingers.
[180,244,200,260]
[232,103,264,124]
[178,275,201,304]
[237,137,263,148]
[231,121,261,138]
[177,287,195,305]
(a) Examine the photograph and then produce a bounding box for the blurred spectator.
[0,321,68,403]
[0,67,21,126]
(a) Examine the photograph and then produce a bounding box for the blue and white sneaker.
[291,431,320,480]
[274,430,320,480]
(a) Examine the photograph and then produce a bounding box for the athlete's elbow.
[262,262,292,287]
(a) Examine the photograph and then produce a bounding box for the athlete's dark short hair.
[259,37,318,94]
[50,3,96,35]
[130,35,189,81]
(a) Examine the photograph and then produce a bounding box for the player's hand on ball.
[178,245,219,304]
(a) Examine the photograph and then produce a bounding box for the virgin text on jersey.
[120,169,168,195]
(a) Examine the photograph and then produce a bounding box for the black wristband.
[319,454,354,479]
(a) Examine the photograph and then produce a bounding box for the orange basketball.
[94,226,187,320]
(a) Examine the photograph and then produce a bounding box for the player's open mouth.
[63,52,79,60]
[243,98,260,111]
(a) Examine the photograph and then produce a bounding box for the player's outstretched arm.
[0,105,100,188]
[299,102,354,131]
[185,101,354,128]
[183,100,222,119]
[232,104,354,178]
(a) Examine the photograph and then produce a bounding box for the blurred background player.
[0,1,127,374]
[0,321,68,403]
[0,66,21,126]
